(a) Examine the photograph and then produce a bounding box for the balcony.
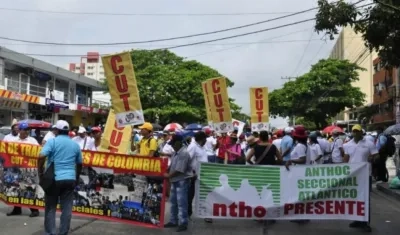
[92,99,111,109]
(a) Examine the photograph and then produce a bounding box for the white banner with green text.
[195,162,369,221]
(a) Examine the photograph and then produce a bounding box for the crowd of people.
[1,119,390,233]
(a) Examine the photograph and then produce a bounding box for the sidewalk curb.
[376,183,400,201]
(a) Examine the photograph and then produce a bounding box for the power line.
[0,7,299,16]
[0,7,317,46]
[290,28,314,76]
[1,18,316,57]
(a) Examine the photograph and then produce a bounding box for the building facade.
[329,26,377,126]
[0,47,109,127]
[65,52,111,105]
[370,58,398,126]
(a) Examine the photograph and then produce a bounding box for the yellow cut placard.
[206,77,233,132]
[249,87,269,131]
[102,52,144,127]
[100,109,132,154]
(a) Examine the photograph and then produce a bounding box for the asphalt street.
[0,186,398,235]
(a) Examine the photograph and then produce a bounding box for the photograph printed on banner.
[0,166,164,226]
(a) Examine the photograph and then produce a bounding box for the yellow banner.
[250,87,269,131]
[201,81,213,123]
[100,109,132,154]
[102,52,144,127]
[206,77,233,132]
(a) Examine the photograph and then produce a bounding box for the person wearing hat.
[280,127,294,165]
[133,122,158,157]
[6,122,40,217]
[286,125,310,167]
[163,133,192,232]
[343,124,378,232]
[72,126,89,150]
[38,120,83,235]
[42,125,57,145]
[87,126,102,151]
[225,133,242,164]
[330,128,344,164]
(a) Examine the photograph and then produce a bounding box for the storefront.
[28,103,53,123]
[0,99,28,125]
[72,104,108,126]
[58,109,74,123]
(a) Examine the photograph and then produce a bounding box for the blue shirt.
[280,135,294,161]
[376,134,387,151]
[40,135,82,181]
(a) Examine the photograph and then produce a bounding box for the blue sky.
[0,0,337,128]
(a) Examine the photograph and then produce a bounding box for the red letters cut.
[211,79,224,121]
[254,88,264,122]
[110,56,123,74]
[110,55,130,111]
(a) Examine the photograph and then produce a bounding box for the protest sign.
[249,87,269,131]
[204,77,233,133]
[102,52,144,127]
[201,80,213,126]
[196,163,369,221]
[0,141,168,228]
[100,109,132,154]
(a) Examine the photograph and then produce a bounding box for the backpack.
[384,135,396,156]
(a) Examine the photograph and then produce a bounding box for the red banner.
[0,141,168,228]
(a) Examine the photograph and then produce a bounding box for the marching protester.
[42,125,56,145]
[316,131,331,164]
[38,120,83,235]
[308,132,323,164]
[6,122,40,217]
[204,128,217,163]
[72,126,89,150]
[186,131,209,221]
[87,126,102,151]
[224,133,242,164]
[246,131,282,166]
[330,129,345,164]
[280,127,294,165]
[374,126,389,182]
[244,136,258,165]
[343,124,378,232]
[3,123,19,142]
[134,122,158,157]
[163,134,191,232]
[215,133,230,164]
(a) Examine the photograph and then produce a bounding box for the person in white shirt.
[272,132,283,152]
[42,125,56,145]
[6,122,40,217]
[315,131,330,164]
[204,129,217,163]
[186,131,211,223]
[286,126,311,167]
[72,126,89,150]
[3,124,19,142]
[343,124,377,232]
[308,132,323,164]
[87,127,102,151]
[330,129,344,163]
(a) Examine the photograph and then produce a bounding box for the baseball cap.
[168,133,184,145]
[55,120,69,131]
[352,124,362,132]
[138,122,153,131]
[77,126,86,133]
[284,127,292,134]
[91,126,102,133]
[18,122,29,130]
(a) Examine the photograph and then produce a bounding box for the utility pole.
[281,76,298,126]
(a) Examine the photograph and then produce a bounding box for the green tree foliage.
[315,0,400,66]
[102,49,244,124]
[269,59,366,129]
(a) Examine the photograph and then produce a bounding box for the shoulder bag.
[39,139,56,194]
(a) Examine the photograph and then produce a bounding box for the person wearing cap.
[330,128,344,164]
[38,120,83,235]
[72,126,89,150]
[134,122,158,157]
[3,123,19,142]
[164,134,192,232]
[343,124,378,232]
[6,122,40,217]
[280,127,294,165]
[42,125,57,145]
[87,126,102,151]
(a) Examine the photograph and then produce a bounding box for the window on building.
[76,67,80,70]
[29,77,47,97]
[76,84,88,105]
[87,72,94,76]
[87,66,94,70]
[55,78,69,102]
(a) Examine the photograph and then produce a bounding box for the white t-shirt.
[204,136,216,155]
[188,142,208,173]
[15,136,39,145]
[290,143,310,165]
[272,138,282,152]
[162,143,175,155]
[317,137,330,160]
[72,136,90,150]
[331,137,344,163]
[3,133,19,142]
[344,137,378,174]
[307,143,323,164]
[42,131,55,144]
